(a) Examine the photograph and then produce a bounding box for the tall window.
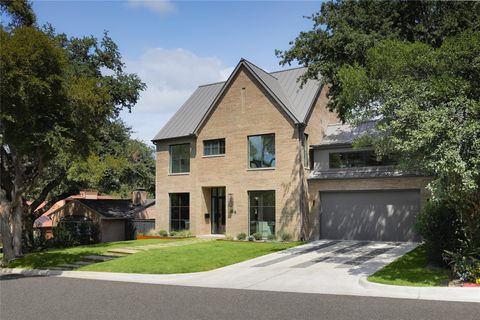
[303,133,309,168]
[329,150,396,169]
[170,144,190,173]
[170,193,189,231]
[249,190,275,238]
[203,139,225,156]
[248,134,275,168]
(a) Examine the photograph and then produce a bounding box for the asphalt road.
[1,274,479,320]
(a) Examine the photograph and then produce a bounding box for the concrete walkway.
[2,240,479,303]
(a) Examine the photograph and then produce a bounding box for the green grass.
[7,239,182,269]
[368,245,450,287]
[78,241,301,274]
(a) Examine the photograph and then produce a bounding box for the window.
[170,144,190,173]
[170,193,189,231]
[303,133,309,168]
[329,150,396,169]
[248,134,275,168]
[249,190,275,238]
[203,139,225,156]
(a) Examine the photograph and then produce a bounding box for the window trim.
[203,138,226,157]
[248,190,276,237]
[247,133,276,170]
[328,149,396,169]
[169,143,191,174]
[169,192,190,231]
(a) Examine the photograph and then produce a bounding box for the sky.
[29,0,324,144]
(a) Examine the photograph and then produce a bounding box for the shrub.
[267,234,276,241]
[237,232,247,241]
[158,229,168,237]
[444,247,480,282]
[169,230,178,237]
[90,223,101,243]
[252,232,263,241]
[224,233,234,240]
[278,230,292,242]
[147,229,158,236]
[247,235,254,242]
[177,230,193,238]
[415,201,463,265]
[79,220,92,245]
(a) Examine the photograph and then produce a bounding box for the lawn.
[7,239,183,269]
[78,240,301,274]
[368,245,450,287]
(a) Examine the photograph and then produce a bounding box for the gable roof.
[153,58,322,142]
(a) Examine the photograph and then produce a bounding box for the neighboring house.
[34,190,156,242]
[151,58,428,242]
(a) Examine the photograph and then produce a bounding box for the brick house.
[151,59,427,241]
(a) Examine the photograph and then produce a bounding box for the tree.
[0,2,145,264]
[278,1,480,252]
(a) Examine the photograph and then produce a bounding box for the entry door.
[211,187,226,234]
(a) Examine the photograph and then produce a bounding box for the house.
[34,190,156,242]
[151,58,428,241]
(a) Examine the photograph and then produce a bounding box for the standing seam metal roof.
[153,59,322,141]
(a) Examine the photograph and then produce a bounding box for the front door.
[211,187,226,234]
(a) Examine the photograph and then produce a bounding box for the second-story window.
[329,150,396,169]
[203,139,225,156]
[248,134,275,168]
[170,143,190,174]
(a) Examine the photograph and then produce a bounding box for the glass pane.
[180,207,189,220]
[170,207,180,220]
[249,135,275,168]
[249,191,275,238]
[180,193,189,206]
[170,144,190,173]
[170,194,179,206]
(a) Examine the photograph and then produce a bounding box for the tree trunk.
[0,191,15,265]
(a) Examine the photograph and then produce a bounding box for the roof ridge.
[240,58,278,80]
[269,66,306,74]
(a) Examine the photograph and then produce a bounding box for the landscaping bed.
[136,235,193,240]
[77,240,301,274]
[368,245,450,287]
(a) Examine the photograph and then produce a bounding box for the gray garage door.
[320,190,420,242]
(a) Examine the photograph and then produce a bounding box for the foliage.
[169,231,178,237]
[223,233,234,241]
[444,247,480,283]
[176,230,193,238]
[278,0,480,261]
[236,232,247,241]
[78,241,301,274]
[146,229,158,236]
[247,235,254,242]
[157,229,169,237]
[51,221,100,248]
[415,201,463,265]
[0,1,146,263]
[267,234,275,241]
[252,232,263,241]
[278,230,292,242]
[368,245,450,287]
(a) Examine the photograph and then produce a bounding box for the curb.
[359,276,480,303]
[1,267,65,277]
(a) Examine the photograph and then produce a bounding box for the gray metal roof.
[313,120,377,148]
[153,59,322,141]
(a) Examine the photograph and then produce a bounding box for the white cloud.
[127,0,176,15]
[121,48,233,143]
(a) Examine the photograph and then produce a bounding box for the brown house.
[151,59,427,241]
[34,190,156,242]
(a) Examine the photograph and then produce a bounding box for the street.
[1,275,479,320]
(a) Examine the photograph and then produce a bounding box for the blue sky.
[31,0,323,143]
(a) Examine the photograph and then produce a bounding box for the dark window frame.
[169,193,190,231]
[328,150,396,169]
[248,190,276,238]
[169,143,190,174]
[248,133,276,169]
[203,138,226,156]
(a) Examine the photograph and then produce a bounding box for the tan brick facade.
[154,68,337,239]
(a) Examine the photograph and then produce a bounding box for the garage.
[320,190,421,242]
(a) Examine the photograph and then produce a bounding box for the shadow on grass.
[7,250,104,269]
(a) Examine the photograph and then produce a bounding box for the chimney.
[81,190,98,199]
[132,190,147,206]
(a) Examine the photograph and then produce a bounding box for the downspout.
[296,123,307,241]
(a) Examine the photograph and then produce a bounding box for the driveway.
[3,240,479,302]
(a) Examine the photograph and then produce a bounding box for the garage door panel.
[320,190,420,242]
